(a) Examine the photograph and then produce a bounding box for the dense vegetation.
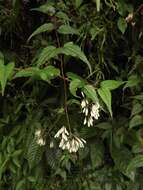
[1,0,143,189]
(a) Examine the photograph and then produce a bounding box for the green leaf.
[100,80,125,90]
[31,4,55,16]
[36,42,91,73]
[56,11,71,21]
[95,122,112,130]
[127,155,143,172]
[75,0,83,8]
[131,102,143,117]
[16,179,26,190]
[90,139,104,168]
[83,84,98,102]
[39,65,60,81]
[14,67,39,78]
[26,138,42,169]
[58,25,79,35]
[111,146,135,180]
[0,61,15,96]
[36,46,58,66]
[62,42,91,73]
[124,75,140,89]
[28,23,54,42]
[69,79,84,97]
[117,17,127,34]
[129,115,143,129]
[98,88,112,117]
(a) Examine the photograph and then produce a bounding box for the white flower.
[81,100,86,108]
[81,92,100,127]
[35,129,41,137]
[54,126,86,153]
[36,138,45,146]
[54,126,69,138]
[50,141,54,148]
[84,117,87,125]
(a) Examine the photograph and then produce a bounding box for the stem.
[55,32,71,133]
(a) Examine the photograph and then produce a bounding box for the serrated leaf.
[90,139,104,168]
[117,17,127,34]
[127,155,143,172]
[100,80,125,90]
[28,23,54,42]
[98,88,112,117]
[58,25,79,35]
[69,79,84,97]
[0,61,15,96]
[129,115,143,129]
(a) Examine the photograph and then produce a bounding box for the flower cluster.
[54,126,86,153]
[35,129,45,146]
[81,92,100,127]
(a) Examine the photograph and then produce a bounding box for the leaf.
[36,46,58,66]
[127,155,143,172]
[111,146,135,180]
[58,25,79,35]
[69,79,84,97]
[56,11,71,21]
[16,179,26,190]
[62,42,92,73]
[26,138,42,169]
[39,66,60,81]
[75,0,83,8]
[14,67,39,78]
[98,88,112,117]
[83,84,98,102]
[129,115,143,129]
[90,139,104,168]
[100,80,125,90]
[28,23,54,42]
[117,17,127,34]
[124,75,140,89]
[95,122,112,130]
[0,61,15,96]
[36,42,91,73]
[31,4,55,16]
[131,102,143,117]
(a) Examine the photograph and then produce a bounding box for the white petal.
[59,139,64,148]
[84,117,87,125]
[85,108,88,116]
[81,100,86,108]
[54,126,65,138]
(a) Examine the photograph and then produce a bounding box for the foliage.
[0,0,143,189]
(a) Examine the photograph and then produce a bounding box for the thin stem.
[55,32,71,134]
